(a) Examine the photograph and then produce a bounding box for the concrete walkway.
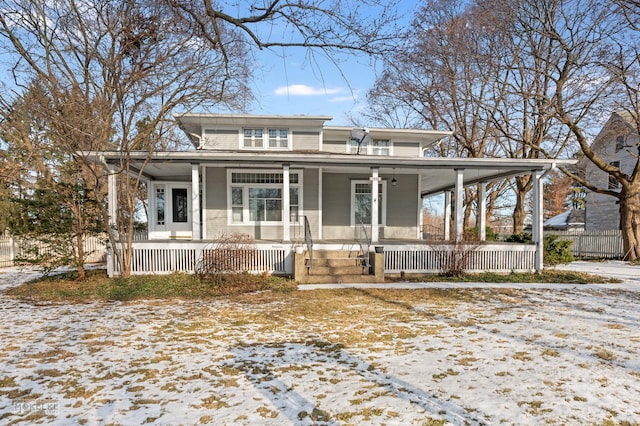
[298,260,640,290]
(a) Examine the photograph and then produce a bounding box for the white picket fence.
[0,235,106,267]
[548,230,624,258]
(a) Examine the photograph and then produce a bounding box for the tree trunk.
[512,189,527,234]
[75,231,86,280]
[619,188,640,261]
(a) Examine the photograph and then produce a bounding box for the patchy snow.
[0,264,639,425]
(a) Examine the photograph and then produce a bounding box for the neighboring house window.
[351,180,386,226]
[371,139,391,156]
[243,128,289,149]
[243,128,263,148]
[156,187,165,225]
[172,188,188,223]
[615,136,625,152]
[268,128,289,148]
[230,171,301,224]
[608,161,620,190]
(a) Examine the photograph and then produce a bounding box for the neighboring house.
[582,112,640,230]
[544,209,585,231]
[91,113,572,278]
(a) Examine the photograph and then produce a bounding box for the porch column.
[444,191,452,241]
[371,167,380,243]
[282,164,290,242]
[478,182,487,241]
[533,170,544,272]
[454,169,464,242]
[191,163,201,240]
[107,166,117,230]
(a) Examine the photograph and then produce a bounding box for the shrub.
[464,226,498,241]
[505,232,574,266]
[195,233,257,286]
[544,235,574,266]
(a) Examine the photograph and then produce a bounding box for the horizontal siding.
[292,131,320,150]
[393,141,421,157]
[203,129,238,149]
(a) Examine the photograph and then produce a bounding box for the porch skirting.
[107,241,537,277]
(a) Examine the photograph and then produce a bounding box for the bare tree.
[1,0,401,276]
[0,0,250,276]
[366,0,519,230]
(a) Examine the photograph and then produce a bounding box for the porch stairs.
[294,249,385,284]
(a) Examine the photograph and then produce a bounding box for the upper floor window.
[268,128,289,148]
[372,139,391,156]
[348,138,392,155]
[615,135,625,152]
[243,128,289,149]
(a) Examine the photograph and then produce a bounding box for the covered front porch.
[100,151,573,277]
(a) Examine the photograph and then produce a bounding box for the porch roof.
[90,150,576,196]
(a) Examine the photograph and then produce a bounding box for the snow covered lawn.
[1,267,639,425]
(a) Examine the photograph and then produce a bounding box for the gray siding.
[584,115,639,230]
[292,131,320,150]
[323,140,347,154]
[393,141,421,157]
[204,167,228,238]
[203,129,238,150]
[321,172,419,239]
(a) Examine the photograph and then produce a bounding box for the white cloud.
[274,84,343,96]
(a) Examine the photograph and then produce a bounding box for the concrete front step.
[308,265,368,275]
[307,258,367,268]
[301,273,378,284]
[308,250,363,259]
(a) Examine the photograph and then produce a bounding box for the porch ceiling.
[90,150,576,196]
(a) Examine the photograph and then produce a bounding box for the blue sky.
[246,48,379,126]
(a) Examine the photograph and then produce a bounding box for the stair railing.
[304,215,313,267]
[355,219,371,268]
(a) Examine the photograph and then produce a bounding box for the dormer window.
[268,128,289,148]
[243,128,263,148]
[242,128,289,149]
[348,138,392,155]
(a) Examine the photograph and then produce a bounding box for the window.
[243,128,263,148]
[243,128,289,149]
[616,136,625,152]
[231,187,243,222]
[348,138,392,155]
[371,139,391,156]
[249,188,282,221]
[351,180,386,225]
[230,171,301,224]
[608,161,620,190]
[156,187,165,225]
[172,188,188,223]
[268,128,289,148]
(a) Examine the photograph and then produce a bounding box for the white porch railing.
[108,241,290,277]
[107,240,538,277]
[384,244,537,274]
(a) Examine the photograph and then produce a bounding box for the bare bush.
[195,234,257,284]
[431,241,481,277]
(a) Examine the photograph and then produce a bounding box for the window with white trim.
[243,128,263,148]
[242,128,289,149]
[229,171,301,224]
[348,138,392,155]
[155,187,165,225]
[351,180,386,225]
[371,139,391,156]
[268,128,289,148]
